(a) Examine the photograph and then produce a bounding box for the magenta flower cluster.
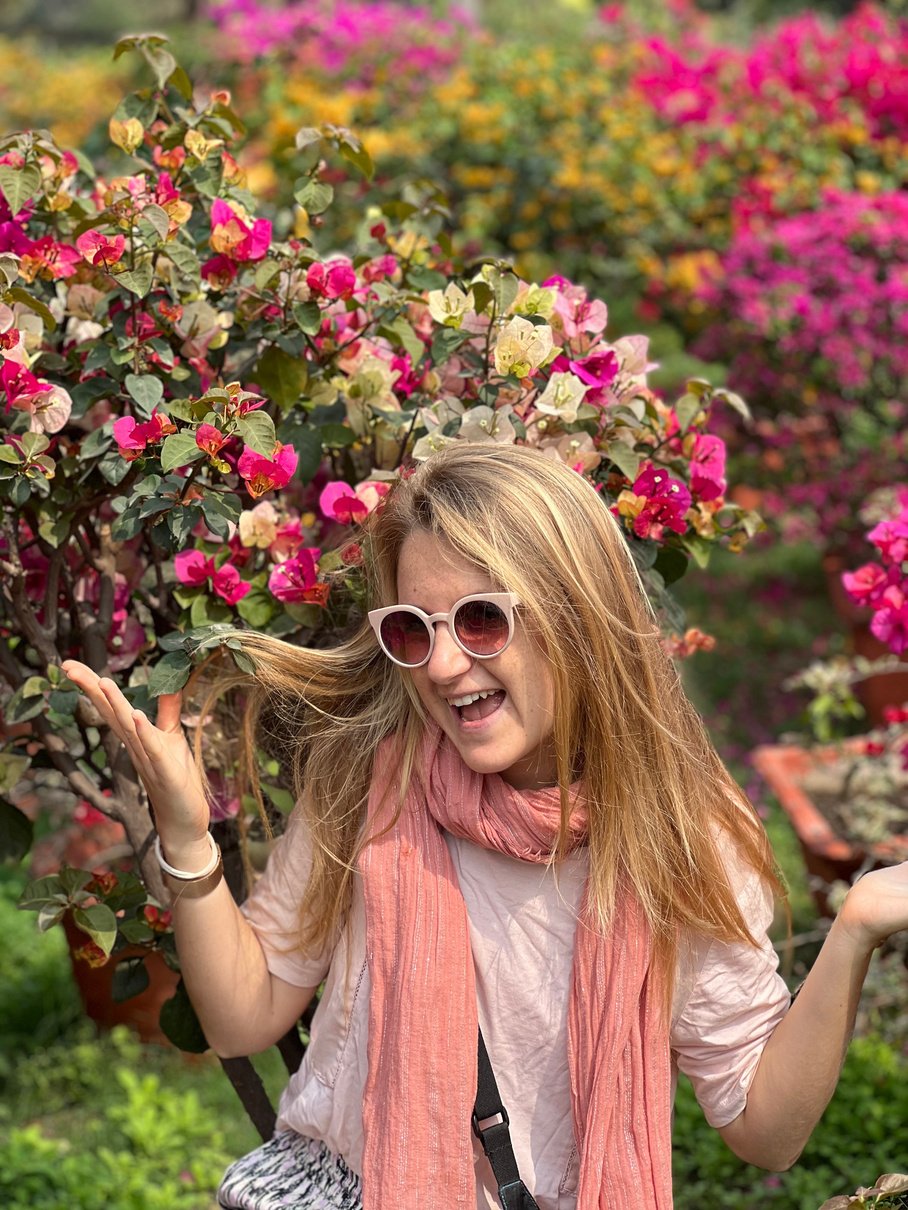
[693,190,908,414]
[627,0,908,140]
[844,490,908,655]
[205,0,472,85]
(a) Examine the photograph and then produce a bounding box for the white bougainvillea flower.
[534,371,588,424]
[493,315,554,378]
[458,404,517,445]
[427,282,474,328]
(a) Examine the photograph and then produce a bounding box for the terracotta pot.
[752,743,908,915]
[63,914,180,1045]
[822,553,908,725]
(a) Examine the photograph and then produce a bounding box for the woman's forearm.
[168,838,317,1058]
[718,916,873,1170]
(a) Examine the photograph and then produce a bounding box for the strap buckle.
[472,1108,510,1142]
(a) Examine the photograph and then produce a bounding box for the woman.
[62,443,908,1210]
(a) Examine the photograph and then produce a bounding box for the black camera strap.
[472,1027,541,1210]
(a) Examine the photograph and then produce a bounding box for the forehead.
[396,529,494,606]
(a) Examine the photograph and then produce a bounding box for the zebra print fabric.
[217,1131,364,1210]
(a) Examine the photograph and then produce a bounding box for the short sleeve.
[671,852,791,1128]
[240,806,337,989]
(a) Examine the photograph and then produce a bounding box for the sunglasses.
[368,592,520,668]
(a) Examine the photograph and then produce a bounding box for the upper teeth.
[449,689,498,708]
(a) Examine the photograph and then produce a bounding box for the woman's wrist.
[157,834,216,875]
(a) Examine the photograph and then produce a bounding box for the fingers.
[154,692,184,734]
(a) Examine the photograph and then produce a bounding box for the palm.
[60,660,211,843]
[842,862,908,950]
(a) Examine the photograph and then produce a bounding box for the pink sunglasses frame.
[367,592,521,668]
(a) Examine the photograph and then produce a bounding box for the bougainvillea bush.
[691,191,908,552]
[0,37,758,1042]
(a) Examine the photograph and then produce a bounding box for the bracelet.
[154,832,219,879]
[154,833,225,902]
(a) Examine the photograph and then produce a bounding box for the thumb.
[154,691,184,733]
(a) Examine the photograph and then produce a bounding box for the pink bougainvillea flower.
[868,516,908,567]
[18,235,80,281]
[267,547,322,603]
[871,584,908,655]
[689,433,727,502]
[566,349,620,402]
[174,549,215,586]
[211,562,251,605]
[306,258,357,300]
[195,422,228,457]
[616,463,692,541]
[76,229,126,268]
[319,479,390,524]
[174,548,250,606]
[0,357,72,433]
[201,254,238,288]
[237,441,298,498]
[842,562,892,607]
[209,198,271,263]
[112,409,177,461]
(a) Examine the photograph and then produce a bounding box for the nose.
[425,620,473,682]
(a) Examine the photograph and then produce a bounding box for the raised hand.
[60,660,213,869]
[837,861,908,953]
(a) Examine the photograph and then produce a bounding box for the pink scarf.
[358,729,673,1208]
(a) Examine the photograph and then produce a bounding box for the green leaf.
[380,316,424,367]
[146,45,177,91]
[294,180,334,215]
[604,441,641,484]
[0,750,31,794]
[159,980,209,1052]
[0,799,34,862]
[71,903,118,956]
[682,532,713,569]
[147,650,192,696]
[294,127,322,150]
[319,422,355,448]
[254,346,308,413]
[6,286,57,331]
[58,867,94,897]
[119,918,154,945]
[653,546,689,587]
[98,448,132,485]
[235,411,277,457]
[470,280,494,314]
[169,63,194,102]
[138,203,170,242]
[292,300,323,335]
[235,587,276,629]
[336,133,373,181]
[0,162,41,217]
[674,393,701,433]
[125,373,164,416]
[37,511,70,548]
[0,444,20,464]
[117,261,154,298]
[166,242,201,283]
[406,265,447,292]
[714,388,751,421]
[160,432,204,473]
[4,684,46,724]
[18,874,69,911]
[278,420,323,484]
[111,955,151,1002]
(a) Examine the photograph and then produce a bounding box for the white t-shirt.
[241,809,790,1210]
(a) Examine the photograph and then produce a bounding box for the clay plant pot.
[752,743,908,915]
[63,914,180,1046]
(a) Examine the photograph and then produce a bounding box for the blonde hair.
[193,443,782,977]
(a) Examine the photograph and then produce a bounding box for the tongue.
[461,690,505,722]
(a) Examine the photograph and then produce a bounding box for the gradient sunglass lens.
[379,611,432,666]
[453,599,510,656]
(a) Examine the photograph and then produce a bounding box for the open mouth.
[449,689,506,725]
